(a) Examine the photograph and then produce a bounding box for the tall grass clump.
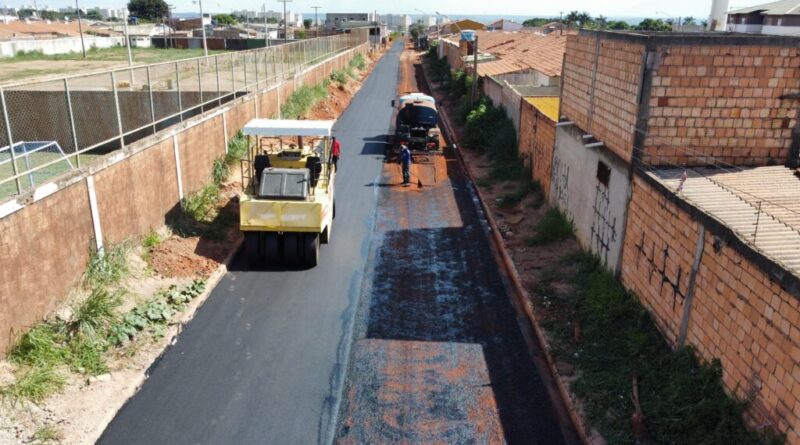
[281,82,329,119]
[350,53,366,70]
[527,208,574,246]
[181,183,220,222]
[84,243,130,290]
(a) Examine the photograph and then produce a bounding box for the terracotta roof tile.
[444,30,570,77]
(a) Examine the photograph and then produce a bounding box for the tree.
[522,17,556,27]
[607,20,631,30]
[127,0,168,22]
[213,13,236,26]
[635,18,672,31]
[565,10,593,29]
[682,16,696,26]
[303,18,312,29]
[85,10,102,20]
[409,20,426,41]
[594,15,608,29]
[295,30,306,38]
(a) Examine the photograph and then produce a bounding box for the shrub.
[349,53,366,70]
[84,243,130,290]
[181,183,220,222]
[527,208,574,246]
[226,131,249,164]
[281,83,328,119]
[331,69,348,85]
[212,157,229,186]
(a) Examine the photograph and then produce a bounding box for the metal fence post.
[243,53,248,91]
[175,62,183,121]
[1,88,21,194]
[111,71,125,149]
[264,49,269,87]
[64,78,81,168]
[215,55,222,106]
[197,58,203,108]
[230,53,236,95]
[147,66,156,134]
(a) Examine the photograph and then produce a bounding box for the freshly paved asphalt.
[98,42,402,445]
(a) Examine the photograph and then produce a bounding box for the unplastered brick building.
[551,29,800,440]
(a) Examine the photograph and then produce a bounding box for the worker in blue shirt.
[399,145,412,186]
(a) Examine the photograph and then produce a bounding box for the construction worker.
[254,149,270,185]
[399,144,412,186]
[331,136,341,171]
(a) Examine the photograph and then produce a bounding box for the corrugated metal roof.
[651,166,800,275]
[525,96,559,121]
[730,0,800,15]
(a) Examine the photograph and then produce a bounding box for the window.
[596,160,611,187]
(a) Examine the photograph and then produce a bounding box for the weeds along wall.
[621,172,800,442]
[0,43,368,356]
[518,99,556,199]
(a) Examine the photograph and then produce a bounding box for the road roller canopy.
[243,119,336,137]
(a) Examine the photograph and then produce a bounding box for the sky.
[7,0,764,19]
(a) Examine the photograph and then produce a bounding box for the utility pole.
[263,3,270,46]
[470,34,479,105]
[193,0,207,57]
[312,6,320,37]
[559,11,563,35]
[123,8,134,82]
[277,0,291,44]
[75,0,86,58]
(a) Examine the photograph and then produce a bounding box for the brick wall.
[561,33,645,163]
[0,44,368,356]
[560,30,800,168]
[645,44,800,167]
[518,99,555,197]
[621,173,800,442]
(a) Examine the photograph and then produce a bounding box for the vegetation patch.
[331,69,349,85]
[281,81,330,119]
[84,243,130,291]
[535,253,780,444]
[527,208,574,246]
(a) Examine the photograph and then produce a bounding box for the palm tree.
[577,11,593,28]
[595,15,608,29]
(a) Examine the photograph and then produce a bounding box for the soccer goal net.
[0,141,74,195]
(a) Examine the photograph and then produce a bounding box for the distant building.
[324,13,375,30]
[726,0,800,35]
[233,9,302,27]
[92,7,127,20]
[382,14,411,32]
[487,19,523,31]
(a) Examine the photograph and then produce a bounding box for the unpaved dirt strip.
[333,44,569,444]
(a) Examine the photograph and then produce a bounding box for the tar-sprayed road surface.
[333,48,571,445]
[99,42,572,445]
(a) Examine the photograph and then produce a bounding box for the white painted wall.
[0,36,125,58]
[550,124,632,273]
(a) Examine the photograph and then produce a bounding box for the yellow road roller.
[239,119,336,267]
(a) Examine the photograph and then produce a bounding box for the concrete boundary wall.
[0,36,126,58]
[0,43,368,355]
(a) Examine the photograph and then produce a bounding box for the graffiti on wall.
[634,232,686,311]
[551,154,570,210]
[590,184,617,265]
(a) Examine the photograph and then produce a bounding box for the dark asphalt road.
[98,42,403,445]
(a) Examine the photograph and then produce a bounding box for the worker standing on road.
[400,144,412,186]
[331,136,341,171]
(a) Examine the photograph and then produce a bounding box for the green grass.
[84,242,130,290]
[1,365,66,404]
[33,425,62,443]
[7,46,227,64]
[226,131,249,164]
[142,231,162,250]
[536,253,782,444]
[527,208,574,246]
[331,69,348,85]
[280,81,329,119]
[181,183,220,222]
[349,53,366,71]
[0,152,100,200]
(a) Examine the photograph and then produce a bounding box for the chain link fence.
[0,34,361,199]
